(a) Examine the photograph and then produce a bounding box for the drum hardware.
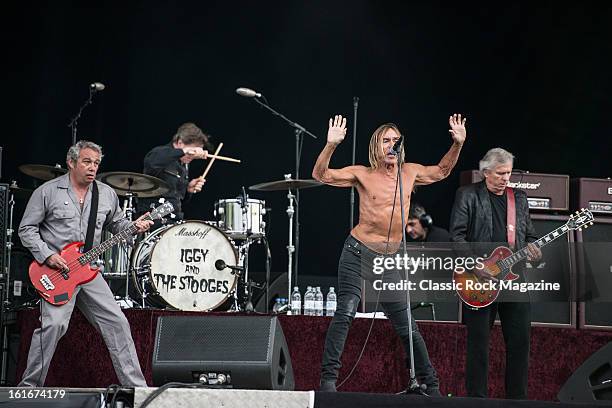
[249,175,323,300]
[8,181,32,200]
[96,172,172,307]
[243,279,265,312]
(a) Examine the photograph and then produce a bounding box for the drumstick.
[206,153,241,163]
[200,142,223,180]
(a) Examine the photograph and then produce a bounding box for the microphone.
[90,82,105,92]
[389,135,404,155]
[236,87,262,98]
[215,259,244,272]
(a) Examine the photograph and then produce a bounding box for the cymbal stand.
[284,179,296,306]
[115,184,137,307]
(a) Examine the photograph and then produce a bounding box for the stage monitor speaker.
[528,215,576,327]
[576,218,612,329]
[558,342,612,403]
[152,315,294,390]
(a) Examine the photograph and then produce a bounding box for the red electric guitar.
[453,208,594,309]
[29,202,174,306]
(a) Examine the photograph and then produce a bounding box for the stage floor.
[12,309,612,401]
[0,387,600,408]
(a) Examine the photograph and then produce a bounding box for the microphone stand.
[350,97,359,229]
[249,97,318,300]
[67,86,100,146]
[394,141,427,396]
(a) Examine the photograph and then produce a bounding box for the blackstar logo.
[508,181,541,190]
[174,227,211,240]
[608,187,612,195]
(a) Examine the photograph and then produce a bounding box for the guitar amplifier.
[460,170,569,212]
[576,217,612,330]
[572,178,612,215]
[528,214,577,327]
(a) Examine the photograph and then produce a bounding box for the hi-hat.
[19,164,67,181]
[249,178,323,191]
[97,171,170,198]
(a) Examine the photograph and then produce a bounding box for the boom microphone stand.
[244,91,318,298]
[349,97,359,229]
[68,82,105,145]
[392,136,427,395]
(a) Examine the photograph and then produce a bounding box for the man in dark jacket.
[449,147,541,399]
[143,123,210,220]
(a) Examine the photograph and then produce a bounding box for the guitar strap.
[84,181,99,252]
[506,187,516,249]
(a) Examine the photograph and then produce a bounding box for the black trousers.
[463,301,531,399]
[320,235,439,390]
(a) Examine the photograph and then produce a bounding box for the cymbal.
[96,171,170,198]
[19,164,67,181]
[249,178,323,191]
[9,182,32,199]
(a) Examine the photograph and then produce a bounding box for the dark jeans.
[320,235,439,390]
[463,302,531,399]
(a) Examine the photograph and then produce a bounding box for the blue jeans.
[320,235,439,390]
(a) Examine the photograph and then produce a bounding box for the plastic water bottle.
[314,287,324,316]
[326,287,337,317]
[290,287,301,315]
[304,286,314,316]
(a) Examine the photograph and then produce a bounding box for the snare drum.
[130,220,238,311]
[214,198,266,239]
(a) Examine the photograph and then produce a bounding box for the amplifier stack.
[572,178,612,329]
[461,171,612,329]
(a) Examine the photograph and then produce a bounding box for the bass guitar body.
[28,242,99,306]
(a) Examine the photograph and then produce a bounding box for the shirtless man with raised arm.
[312,114,466,394]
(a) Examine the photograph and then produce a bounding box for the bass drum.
[130,220,238,311]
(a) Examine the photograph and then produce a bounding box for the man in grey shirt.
[18,140,153,387]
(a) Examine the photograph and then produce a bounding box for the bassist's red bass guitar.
[29,202,174,305]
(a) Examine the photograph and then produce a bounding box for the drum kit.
[6,163,323,313]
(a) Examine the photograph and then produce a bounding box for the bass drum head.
[149,220,238,311]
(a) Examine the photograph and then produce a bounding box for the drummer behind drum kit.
[8,163,323,313]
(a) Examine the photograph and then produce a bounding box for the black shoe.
[319,381,337,392]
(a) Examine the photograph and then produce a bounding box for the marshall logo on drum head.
[174,226,212,239]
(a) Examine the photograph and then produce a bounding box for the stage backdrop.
[3,2,611,284]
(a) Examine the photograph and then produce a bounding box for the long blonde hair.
[368,123,405,169]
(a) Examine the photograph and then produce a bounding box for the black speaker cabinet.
[558,342,612,403]
[152,315,295,390]
[577,217,612,330]
[528,214,577,327]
